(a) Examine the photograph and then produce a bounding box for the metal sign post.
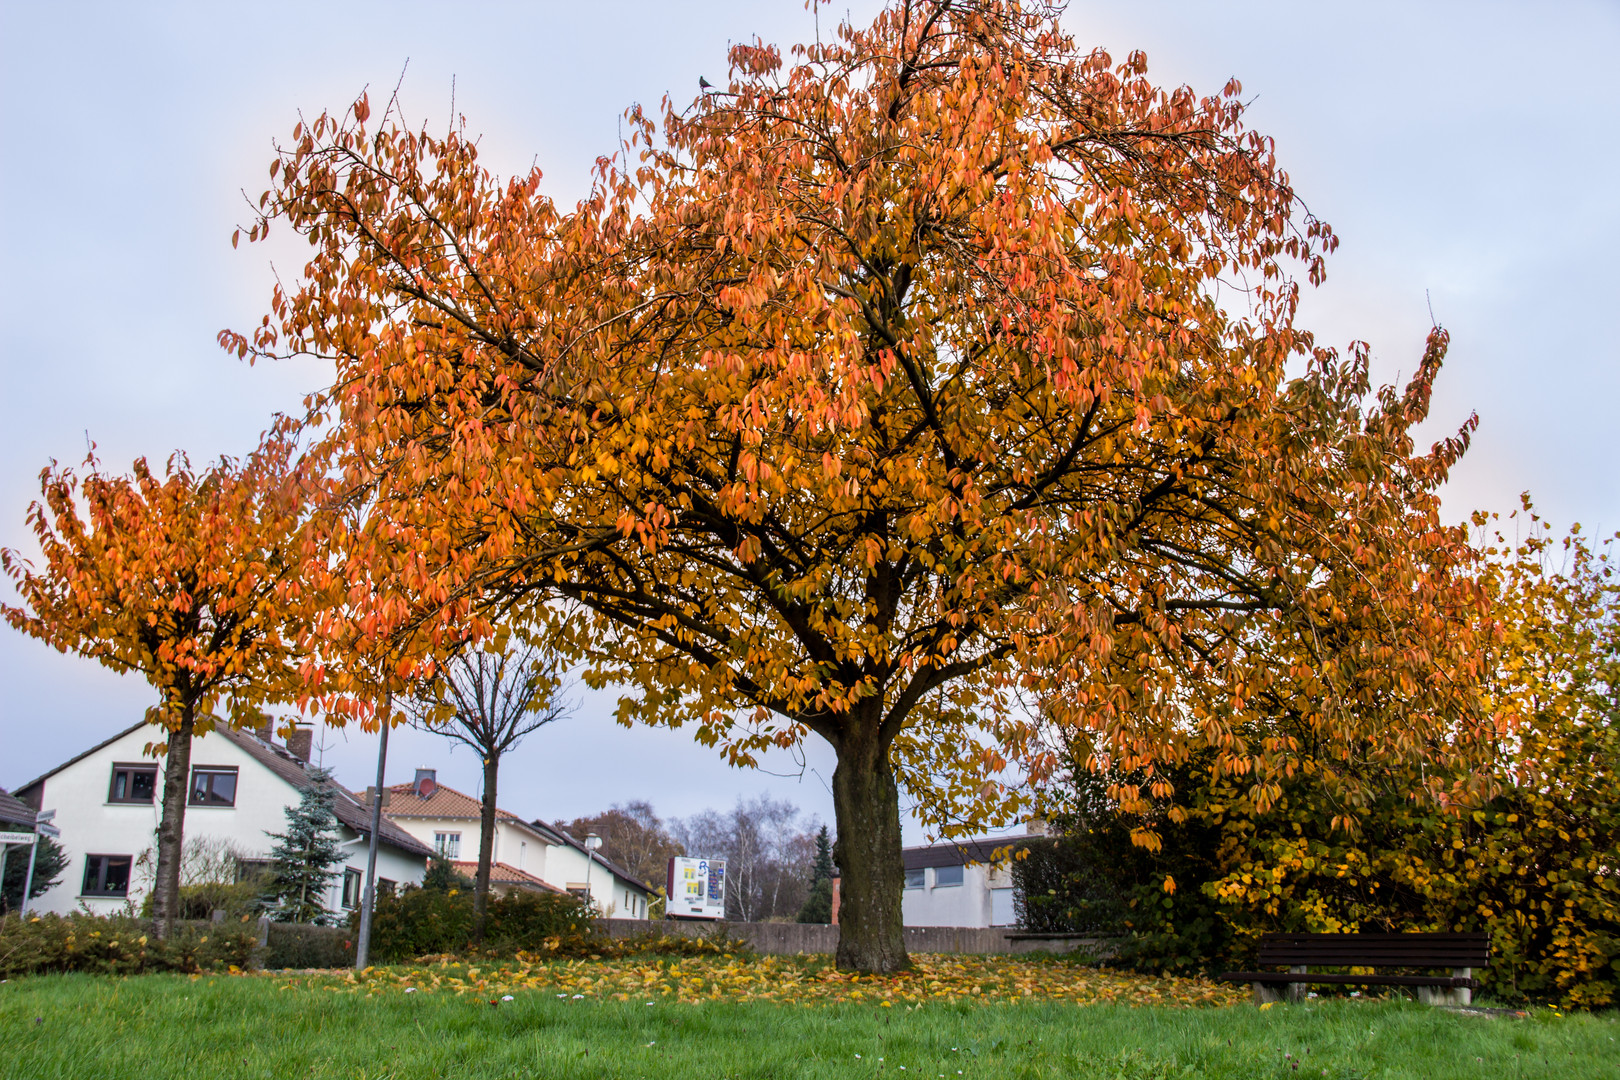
[19,841,39,916]
[0,831,38,917]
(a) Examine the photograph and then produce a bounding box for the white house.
[382,771,654,919]
[900,829,1038,929]
[12,721,432,917]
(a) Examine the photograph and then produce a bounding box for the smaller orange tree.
[2,439,309,933]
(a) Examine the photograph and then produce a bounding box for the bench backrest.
[1256,932,1490,968]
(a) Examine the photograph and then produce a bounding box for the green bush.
[263,921,352,969]
[0,912,256,978]
[139,879,268,921]
[1014,763,1232,975]
[358,885,597,963]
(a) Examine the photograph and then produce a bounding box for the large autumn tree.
[229,0,1497,970]
[2,440,307,934]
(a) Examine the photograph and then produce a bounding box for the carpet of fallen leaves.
[271,955,1246,1009]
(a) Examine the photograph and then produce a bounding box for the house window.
[990,887,1016,927]
[378,878,396,899]
[934,864,964,887]
[342,868,363,909]
[189,766,238,807]
[904,868,925,890]
[235,858,273,883]
[108,764,158,804]
[434,832,461,858]
[81,854,132,897]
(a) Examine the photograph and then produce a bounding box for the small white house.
[901,832,1035,929]
[383,771,654,919]
[12,720,431,917]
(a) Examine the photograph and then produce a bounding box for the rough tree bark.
[829,706,909,973]
[150,701,195,937]
[473,754,499,943]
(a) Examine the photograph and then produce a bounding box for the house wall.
[387,814,552,880]
[330,842,427,918]
[901,863,1017,929]
[540,838,648,918]
[20,725,423,917]
[388,812,648,918]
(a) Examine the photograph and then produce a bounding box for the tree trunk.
[473,753,498,944]
[150,703,196,938]
[830,715,909,973]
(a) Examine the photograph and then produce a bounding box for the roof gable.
[530,819,654,894]
[13,719,149,799]
[383,781,553,843]
[11,718,432,860]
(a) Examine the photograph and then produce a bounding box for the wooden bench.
[1219,932,1489,1006]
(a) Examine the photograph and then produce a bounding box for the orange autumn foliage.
[2,439,309,930]
[227,0,1499,970]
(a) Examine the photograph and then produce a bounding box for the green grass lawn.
[2,969,1614,1080]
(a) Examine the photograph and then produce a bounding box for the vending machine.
[666,855,727,919]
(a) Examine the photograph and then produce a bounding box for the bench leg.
[1415,969,1472,1007]
[1286,965,1307,1003]
[1254,967,1308,1005]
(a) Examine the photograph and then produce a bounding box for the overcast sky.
[2,1,1616,845]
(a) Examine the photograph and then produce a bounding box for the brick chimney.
[285,726,313,763]
[254,720,275,744]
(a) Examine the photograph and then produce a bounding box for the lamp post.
[584,833,602,913]
[355,686,391,970]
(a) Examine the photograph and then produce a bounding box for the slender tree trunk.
[830,710,909,973]
[473,753,498,944]
[151,702,196,938]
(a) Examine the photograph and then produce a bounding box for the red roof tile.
[450,860,563,893]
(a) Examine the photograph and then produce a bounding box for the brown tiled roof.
[450,860,563,894]
[0,787,37,828]
[382,782,541,833]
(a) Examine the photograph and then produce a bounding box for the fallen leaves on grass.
[271,955,1245,1008]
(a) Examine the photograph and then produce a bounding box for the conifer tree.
[265,769,344,924]
[0,836,66,914]
[798,825,836,924]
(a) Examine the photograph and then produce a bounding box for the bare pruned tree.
[409,641,571,941]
